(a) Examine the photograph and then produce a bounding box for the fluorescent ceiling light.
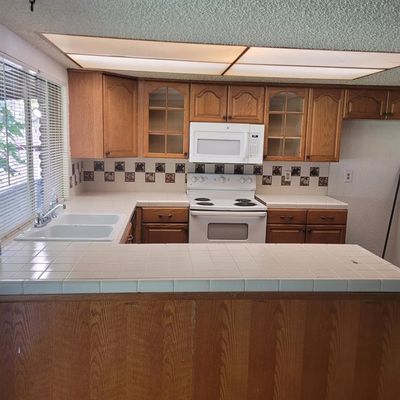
[225,64,382,80]
[238,47,400,69]
[44,33,245,63]
[70,54,229,75]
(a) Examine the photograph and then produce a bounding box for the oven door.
[189,210,267,243]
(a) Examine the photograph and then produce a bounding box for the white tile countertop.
[1,242,400,295]
[256,194,348,209]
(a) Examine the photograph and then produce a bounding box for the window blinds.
[0,57,67,240]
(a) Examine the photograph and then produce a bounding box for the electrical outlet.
[344,170,353,183]
[284,170,291,182]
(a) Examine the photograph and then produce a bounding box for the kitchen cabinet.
[343,89,388,119]
[306,88,344,162]
[266,208,347,244]
[140,81,189,158]
[190,84,264,123]
[264,87,308,161]
[69,71,137,158]
[136,207,189,243]
[120,221,134,244]
[386,90,400,119]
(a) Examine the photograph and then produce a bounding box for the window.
[0,58,67,240]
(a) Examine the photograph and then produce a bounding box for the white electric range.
[187,173,267,243]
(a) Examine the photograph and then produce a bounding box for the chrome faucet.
[34,200,66,228]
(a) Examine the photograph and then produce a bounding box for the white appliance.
[187,173,267,243]
[189,122,264,164]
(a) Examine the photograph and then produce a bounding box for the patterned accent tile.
[318,177,329,186]
[115,161,125,172]
[79,171,82,183]
[310,167,320,177]
[135,162,145,172]
[145,172,155,183]
[300,176,310,186]
[234,164,244,175]
[291,166,301,176]
[262,175,272,185]
[281,176,291,186]
[74,175,78,185]
[155,162,166,173]
[165,173,175,183]
[83,171,94,181]
[125,172,135,182]
[253,165,263,175]
[104,172,115,182]
[215,164,225,174]
[175,163,185,173]
[272,166,282,176]
[195,163,205,173]
[94,161,104,171]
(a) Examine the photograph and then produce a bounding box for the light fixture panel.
[70,54,229,75]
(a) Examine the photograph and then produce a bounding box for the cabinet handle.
[280,216,294,220]
[105,151,111,157]
[183,152,188,157]
[321,216,335,220]
[158,214,173,218]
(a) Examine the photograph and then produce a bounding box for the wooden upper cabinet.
[141,81,189,158]
[69,71,104,158]
[69,71,137,158]
[386,90,400,119]
[190,84,264,123]
[227,85,265,123]
[343,89,387,119]
[264,87,308,161]
[190,84,228,122]
[306,88,344,162]
[103,75,137,158]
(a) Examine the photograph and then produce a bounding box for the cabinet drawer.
[267,209,307,224]
[142,223,188,243]
[307,209,347,225]
[142,207,188,223]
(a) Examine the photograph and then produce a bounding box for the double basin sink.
[16,213,122,242]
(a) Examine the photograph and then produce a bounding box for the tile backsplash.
[72,158,330,195]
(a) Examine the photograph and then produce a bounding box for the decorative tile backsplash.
[73,158,330,195]
[69,159,84,196]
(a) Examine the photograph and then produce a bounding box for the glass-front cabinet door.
[264,88,308,160]
[143,81,189,158]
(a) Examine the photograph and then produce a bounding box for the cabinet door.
[343,89,388,119]
[120,222,133,244]
[68,71,104,158]
[190,84,228,122]
[227,85,265,123]
[306,225,346,244]
[386,90,400,119]
[306,88,344,162]
[266,224,306,243]
[264,87,308,161]
[103,75,137,158]
[142,81,189,158]
[142,223,188,243]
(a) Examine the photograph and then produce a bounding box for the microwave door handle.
[242,132,250,161]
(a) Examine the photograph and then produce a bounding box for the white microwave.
[189,122,264,164]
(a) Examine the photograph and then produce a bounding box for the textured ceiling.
[1,0,400,85]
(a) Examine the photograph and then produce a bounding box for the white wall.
[329,120,400,266]
[0,23,67,84]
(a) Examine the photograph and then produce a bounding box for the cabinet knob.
[105,151,111,157]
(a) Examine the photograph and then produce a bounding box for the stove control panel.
[187,173,256,191]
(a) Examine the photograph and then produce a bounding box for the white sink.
[57,214,120,225]
[16,212,124,242]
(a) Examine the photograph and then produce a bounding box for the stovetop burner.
[235,198,252,202]
[195,197,210,201]
[197,202,214,206]
[234,202,257,207]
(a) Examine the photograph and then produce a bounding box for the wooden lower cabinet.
[267,224,306,243]
[142,223,188,243]
[306,224,346,244]
[1,292,400,400]
[266,208,347,244]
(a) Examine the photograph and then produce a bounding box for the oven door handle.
[190,210,266,217]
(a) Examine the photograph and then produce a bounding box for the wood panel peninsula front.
[1,241,400,400]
